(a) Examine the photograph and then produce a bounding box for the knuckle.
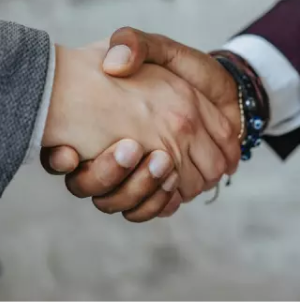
[125,199,142,212]
[93,192,142,215]
[207,158,227,183]
[193,184,205,198]
[165,83,199,138]
[171,110,198,136]
[123,213,144,223]
[181,183,204,202]
[219,115,234,141]
[94,173,112,190]
[102,206,116,215]
[124,195,170,223]
[227,145,241,175]
[124,208,158,223]
[231,145,241,166]
[203,182,217,192]
[164,203,180,217]
[114,26,140,44]
[65,177,87,199]
[116,26,136,36]
[146,203,164,218]
[165,43,189,66]
[93,156,125,191]
[92,198,117,215]
[178,81,196,100]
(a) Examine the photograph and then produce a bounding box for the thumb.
[103,27,179,77]
[102,27,229,106]
[103,44,134,76]
[40,146,80,175]
[103,27,152,77]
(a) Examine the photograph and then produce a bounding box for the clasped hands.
[41,27,241,223]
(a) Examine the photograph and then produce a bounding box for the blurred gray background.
[2,0,300,300]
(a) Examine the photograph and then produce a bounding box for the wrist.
[42,44,70,147]
[207,53,245,142]
[210,50,270,160]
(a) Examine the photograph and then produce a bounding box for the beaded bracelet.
[205,50,270,204]
[210,50,270,161]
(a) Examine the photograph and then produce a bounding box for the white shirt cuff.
[23,42,55,164]
[222,34,300,136]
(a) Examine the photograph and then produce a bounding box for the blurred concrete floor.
[2,0,300,300]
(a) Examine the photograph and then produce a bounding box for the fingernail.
[103,45,131,69]
[49,149,76,173]
[114,139,143,168]
[162,172,179,192]
[49,154,62,172]
[149,151,172,179]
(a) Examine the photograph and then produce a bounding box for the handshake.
[41,27,242,223]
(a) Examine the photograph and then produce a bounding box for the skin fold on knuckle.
[112,26,141,51]
[169,88,199,138]
[65,176,88,199]
[123,213,145,223]
[93,194,136,215]
[159,194,181,217]
[124,190,171,223]
[207,157,227,184]
[92,196,120,215]
[169,109,198,139]
[93,174,161,215]
[227,145,241,175]
[180,182,204,202]
[218,114,233,142]
[123,204,162,223]
[222,132,240,174]
[92,155,127,192]
[159,203,180,218]
[125,170,167,212]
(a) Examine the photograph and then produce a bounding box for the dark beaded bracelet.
[204,51,270,204]
[210,51,270,161]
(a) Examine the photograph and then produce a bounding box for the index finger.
[65,139,144,198]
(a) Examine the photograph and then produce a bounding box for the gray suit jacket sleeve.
[0,21,50,196]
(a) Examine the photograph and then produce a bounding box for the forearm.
[0,21,52,195]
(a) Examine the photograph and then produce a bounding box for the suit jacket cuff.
[0,21,50,196]
[240,0,300,76]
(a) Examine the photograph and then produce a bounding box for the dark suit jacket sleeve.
[239,0,300,160]
[0,21,50,196]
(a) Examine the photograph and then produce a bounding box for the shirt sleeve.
[23,42,55,164]
[222,34,300,136]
